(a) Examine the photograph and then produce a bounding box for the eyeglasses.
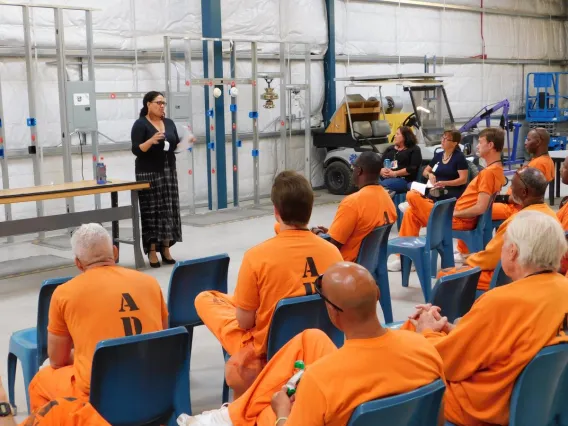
[152,101,167,107]
[515,167,529,190]
[314,274,343,312]
[442,135,454,142]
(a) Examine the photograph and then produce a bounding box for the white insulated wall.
[0,0,565,220]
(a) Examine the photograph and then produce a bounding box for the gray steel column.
[0,71,13,243]
[230,40,239,207]
[22,6,45,228]
[279,42,287,171]
[251,41,260,206]
[207,40,218,211]
[304,45,312,181]
[54,7,75,213]
[86,10,101,209]
[184,38,196,215]
[164,36,172,117]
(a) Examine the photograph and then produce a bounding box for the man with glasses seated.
[492,127,554,221]
[436,167,558,291]
[181,262,445,426]
[194,171,343,400]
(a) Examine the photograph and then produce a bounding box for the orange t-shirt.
[505,155,554,196]
[455,162,505,213]
[558,202,568,230]
[233,230,343,355]
[328,185,397,262]
[423,272,568,425]
[48,266,168,395]
[467,203,558,290]
[20,398,110,426]
[285,330,445,426]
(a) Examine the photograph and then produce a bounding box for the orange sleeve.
[466,222,506,270]
[557,204,568,230]
[47,288,69,337]
[233,254,260,312]
[529,156,555,182]
[328,201,358,245]
[159,289,169,327]
[477,169,500,195]
[286,370,327,426]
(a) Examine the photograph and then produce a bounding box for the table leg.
[556,161,561,198]
[111,191,119,262]
[549,180,554,206]
[131,190,145,269]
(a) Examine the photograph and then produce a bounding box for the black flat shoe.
[160,250,176,265]
[148,252,161,268]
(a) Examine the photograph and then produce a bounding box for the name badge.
[391,160,398,169]
[432,163,439,173]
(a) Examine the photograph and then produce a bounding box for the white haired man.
[402,211,568,425]
[28,223,168,413]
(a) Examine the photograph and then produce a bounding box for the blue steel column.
[201,0,228,209]
[322,0,336,127]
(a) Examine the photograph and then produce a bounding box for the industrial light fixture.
[261,77,279,109]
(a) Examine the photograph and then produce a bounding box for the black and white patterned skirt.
[136,158,182,253]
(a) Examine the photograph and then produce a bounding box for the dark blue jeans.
[379,177,409,193]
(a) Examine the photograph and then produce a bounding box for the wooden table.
[0,179,150,269]
[548,150,568,206]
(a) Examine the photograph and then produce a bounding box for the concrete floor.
[0,185,562,419]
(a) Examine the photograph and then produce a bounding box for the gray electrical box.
[66,81,98,132]
[170,93,191,121]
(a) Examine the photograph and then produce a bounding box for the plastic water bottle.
[96,157,107,184]
[384,158,392,169]
[285,360,305,397]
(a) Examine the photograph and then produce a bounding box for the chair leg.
[401,255,412,288]
[377,270,393,323]
[430,250,438,278]
[7,353,16,407]
[20,356,39,413]
[414,252,432,302]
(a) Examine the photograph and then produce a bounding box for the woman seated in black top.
[378,126,422,194]
[422,130,468,200]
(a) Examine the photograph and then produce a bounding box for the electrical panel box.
[170,93,191,121]
[66,81,98,132]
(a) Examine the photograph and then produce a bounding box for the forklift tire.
[324,161,356,195]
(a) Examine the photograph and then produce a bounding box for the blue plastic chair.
[7,276,72,411]
[90,327,191,426]
[445,344,568,426]
[266,294,344,360]
[453,193,497,253]
[347,379,445,426]
[356,223,394,323]
[394,193,406,231]
[475,260,512,299]
[387,198,456,301]
[492,219,505,232]
[166,253,230,405]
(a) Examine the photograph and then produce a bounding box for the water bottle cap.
[294,360,305,370]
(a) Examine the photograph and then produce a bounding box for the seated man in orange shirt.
[437,167,557,291]
[181,262,445,426]
[195,171,343,398]
[389,127,506,271]
[404,211,568,425]
[493,127,554,221]
[556,156,568,230]
[311,151,397,261]
[28,223,168,412]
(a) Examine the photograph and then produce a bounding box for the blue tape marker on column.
[252,149,259,157]
[208,142,215,150]
[248,111,258,119]
[188,147,193,152]
[230,104,237,112]
[0,118,2,128]
[26,118,37,126]
[237,140,242,147]
[207,109,215,117]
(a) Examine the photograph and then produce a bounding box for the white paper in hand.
[410,180,434,195]
[175,126,195,153]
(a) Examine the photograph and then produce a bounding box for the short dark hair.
[271,171,314,226]
[479,127,504,152]
[444,130,462,144]
[355,151,381,177]
[520,167,548,196]
[399,126,417,148]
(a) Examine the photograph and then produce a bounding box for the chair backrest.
[266,295,344,360]
[509,344,568,426]
[356,223,393,278]
[347,379,446,426]
[430,267,481,323]
[425,198,456,250]
[480,193,498,246]
[488,261,513,290]
[90,327,191,426]
[37,276,73,366]
[167,254,229,328]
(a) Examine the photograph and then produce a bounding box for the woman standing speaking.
[131,91,182,268]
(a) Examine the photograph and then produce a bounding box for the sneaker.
[177,405,232,426]
[387,257,401,272]
[454,251,464,264]
[398,201,409,214]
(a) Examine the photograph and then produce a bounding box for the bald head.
[511,167,547,205]
[322,262,379,322]
[525,128,550,156]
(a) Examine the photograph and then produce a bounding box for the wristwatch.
[0,402,14,417]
